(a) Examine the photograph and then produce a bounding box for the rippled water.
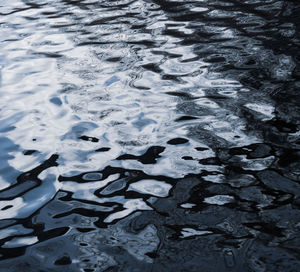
[0,0,299,271]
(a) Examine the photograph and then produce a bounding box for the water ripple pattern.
[0,0,299,271]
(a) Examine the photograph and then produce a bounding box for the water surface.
[0,0,299,271]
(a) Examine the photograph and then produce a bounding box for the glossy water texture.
[0,0,299,271]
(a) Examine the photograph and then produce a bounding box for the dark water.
[0,0,299,271]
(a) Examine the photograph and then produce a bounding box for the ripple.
[0,0,299,270]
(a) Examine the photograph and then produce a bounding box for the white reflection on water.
[0,0,275,224]
[2,236,38,248]
[128,179,172,197]
[203,195,235,205]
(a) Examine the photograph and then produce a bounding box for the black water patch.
[165,92,194,99]
[38,227,69,242]
[182,156,193,160]
[23,150,37,155]
[54,256,72,265]
[175,116,198,121]
[277,149,300,167]
[95,147,111,152]
[266,119,298,133]
[116,146,165,164]
[195,147,209,151]
[199,157,222,165]
[257,170,300,194]
[228,143,273,159]
[76,228,95,233]
[79,135,99,142]
[167,138,189,145]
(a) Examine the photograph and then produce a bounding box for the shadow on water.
[0,0,299,271]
